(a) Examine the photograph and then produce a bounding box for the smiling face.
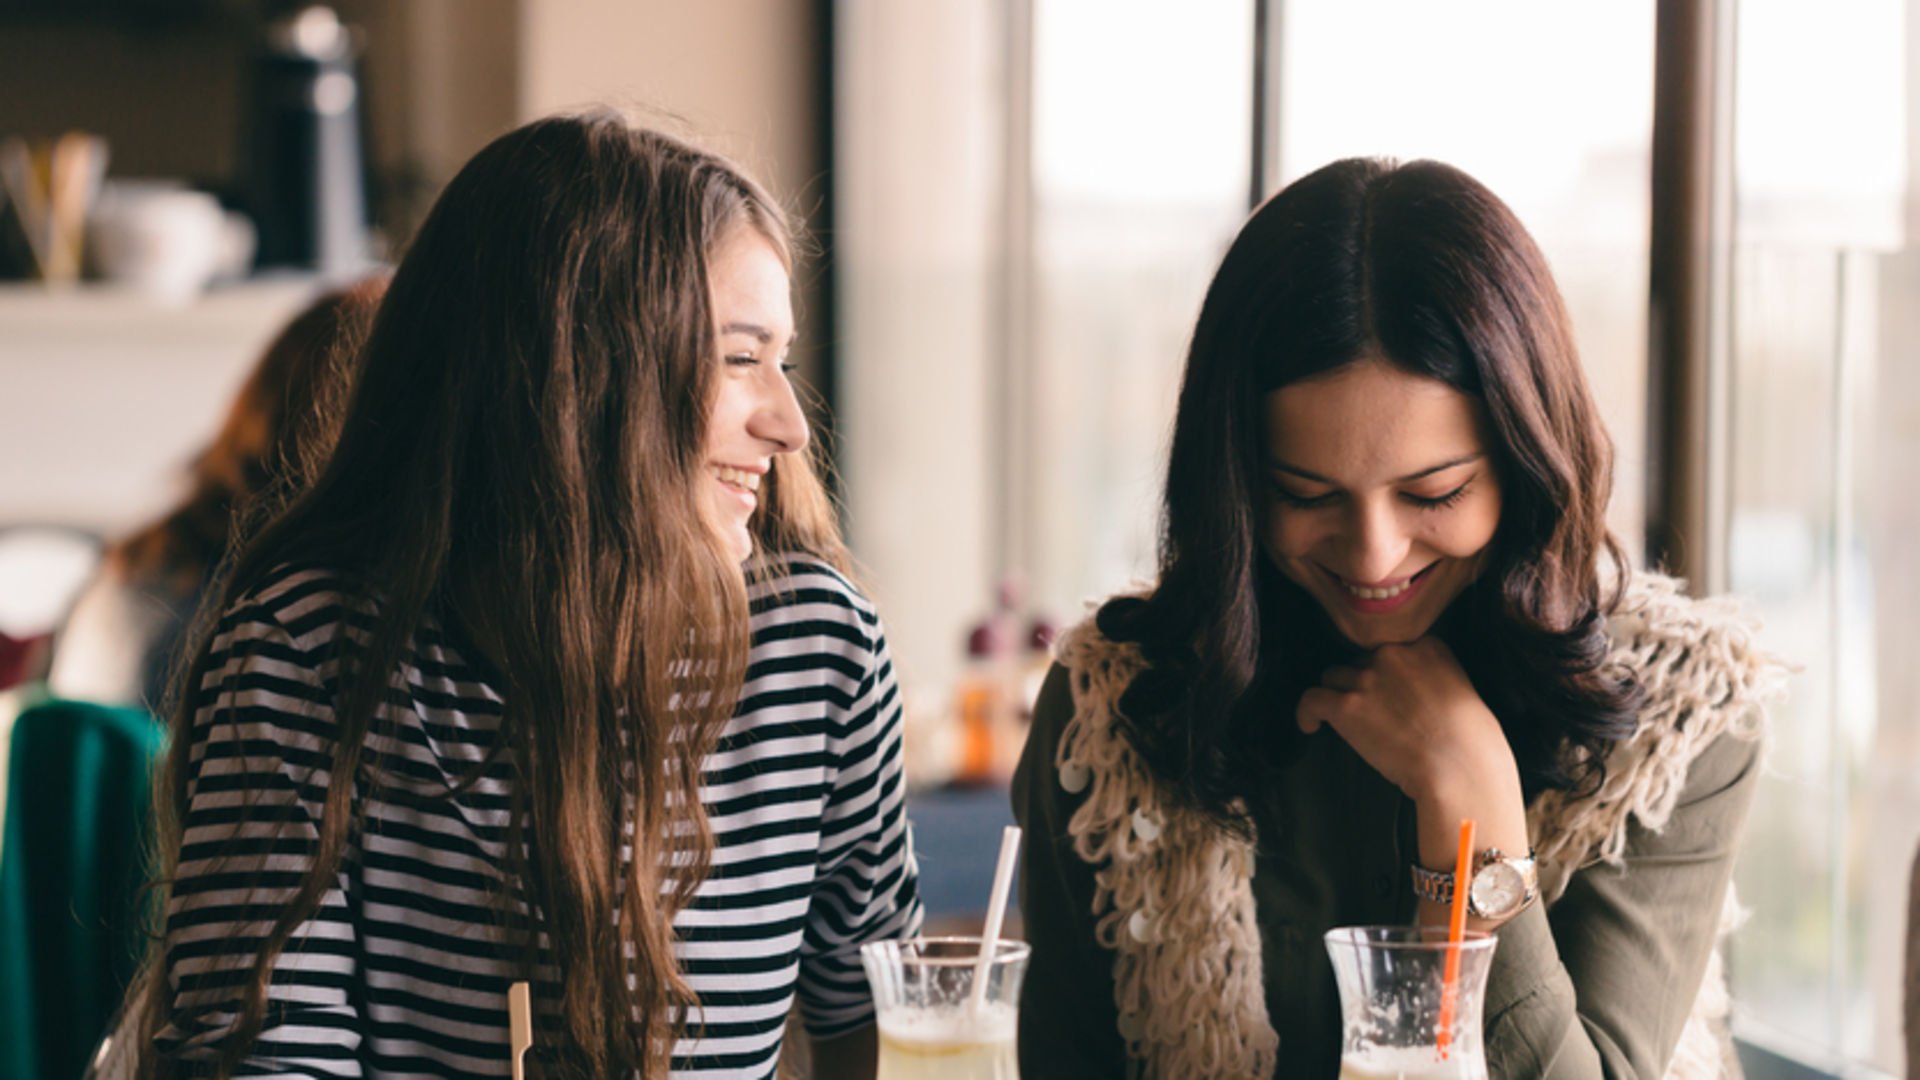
[701,224,807,564]
[1260,357,1503,648]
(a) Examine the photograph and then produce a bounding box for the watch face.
[1470,862,1524,916]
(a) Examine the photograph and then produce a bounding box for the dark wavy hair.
[1100,157,1642,831]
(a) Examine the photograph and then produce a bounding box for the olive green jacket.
[1014,573,1784,1079]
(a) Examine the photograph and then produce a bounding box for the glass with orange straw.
[1324,819,1497,1079]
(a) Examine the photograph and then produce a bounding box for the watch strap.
[1408,848,1539,916]
[1409,861,1457,906]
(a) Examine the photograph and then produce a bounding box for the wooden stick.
[509,981,532,1080]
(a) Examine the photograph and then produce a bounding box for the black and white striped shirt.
[155,556,923,1077]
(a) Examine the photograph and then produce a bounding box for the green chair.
[0,699,165,1080]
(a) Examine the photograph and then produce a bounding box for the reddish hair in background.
[110,276,388,593]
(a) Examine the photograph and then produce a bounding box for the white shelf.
[0,277,326,535]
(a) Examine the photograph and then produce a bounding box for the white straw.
[969,825,1023,1014]
[509,981,532,1080]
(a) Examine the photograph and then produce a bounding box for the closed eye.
[726,353,798,375]
[1270,484,1338,508]
[1403,481,1472,510]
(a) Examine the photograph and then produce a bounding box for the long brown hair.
[135,112,846,1077]
[1100,157,1640,829]
[110,278,385,596]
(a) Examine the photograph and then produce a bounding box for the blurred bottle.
[949,580,1017,786]
[951,580,1058,786]
[244,4,370,275]
[953,617,1009,786]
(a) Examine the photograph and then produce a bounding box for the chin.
[1333,617,1433,649]
[1312,591,1448,648]
[704,521,752,566]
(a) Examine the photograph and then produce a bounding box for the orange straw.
[1436,817,1475,1058]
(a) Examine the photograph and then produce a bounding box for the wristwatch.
[1409,848,1539,919]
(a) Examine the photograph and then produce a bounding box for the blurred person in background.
[1015,158,1785,1079]
[47,277,386,710]
[101,110,919,1080]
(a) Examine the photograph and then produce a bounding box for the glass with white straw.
[861,825,1030,1079]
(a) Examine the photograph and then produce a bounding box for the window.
[834,0,1253,702]
[1272,0,1657,558]
[1721,2,1916,1074]
[1023,0,1254,634]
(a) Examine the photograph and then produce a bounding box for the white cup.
[88,182,245,301]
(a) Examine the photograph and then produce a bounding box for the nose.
[751,370,810,455]
[1337,498,1412,584]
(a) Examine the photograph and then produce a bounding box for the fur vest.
[1050,573,1785,1078]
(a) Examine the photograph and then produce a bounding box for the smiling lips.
[1325,562,1439,613]
[714,464,761,492]
[713,464,763,511]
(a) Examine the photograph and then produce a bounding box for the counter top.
[0,277,326,534]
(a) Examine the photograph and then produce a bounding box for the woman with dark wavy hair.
[1014,158,1781,1078]
[102,112,921,1079]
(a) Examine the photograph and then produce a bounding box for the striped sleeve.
[155,590,365,1078]
[794,600,924,1037]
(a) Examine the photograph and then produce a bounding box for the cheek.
[703,385,748,449]
[1424,500,1501,559]
[1262,506,1323,560]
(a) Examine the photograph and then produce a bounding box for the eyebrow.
[719,321,778,344]
[1271,453,1484,486]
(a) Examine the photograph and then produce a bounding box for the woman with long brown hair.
[48,277,382,709]
[1014,158,1782,1078]
[112,112,921,1078]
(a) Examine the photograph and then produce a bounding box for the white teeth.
[714,465,760,492]
[1344,577,1413,600]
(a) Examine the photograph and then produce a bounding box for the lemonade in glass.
[860,936,1028,1080]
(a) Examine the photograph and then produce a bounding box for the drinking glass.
[859,936,1029,1080]
[1323,925,1497,1080]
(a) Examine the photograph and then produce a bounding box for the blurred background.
[0,1,1915,1077]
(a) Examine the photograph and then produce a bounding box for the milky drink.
[875,1002,1018,1080]
[1337,1047,1487,1080]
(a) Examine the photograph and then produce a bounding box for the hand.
[1295,637,1531,926]
[1295,637,1505,803]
